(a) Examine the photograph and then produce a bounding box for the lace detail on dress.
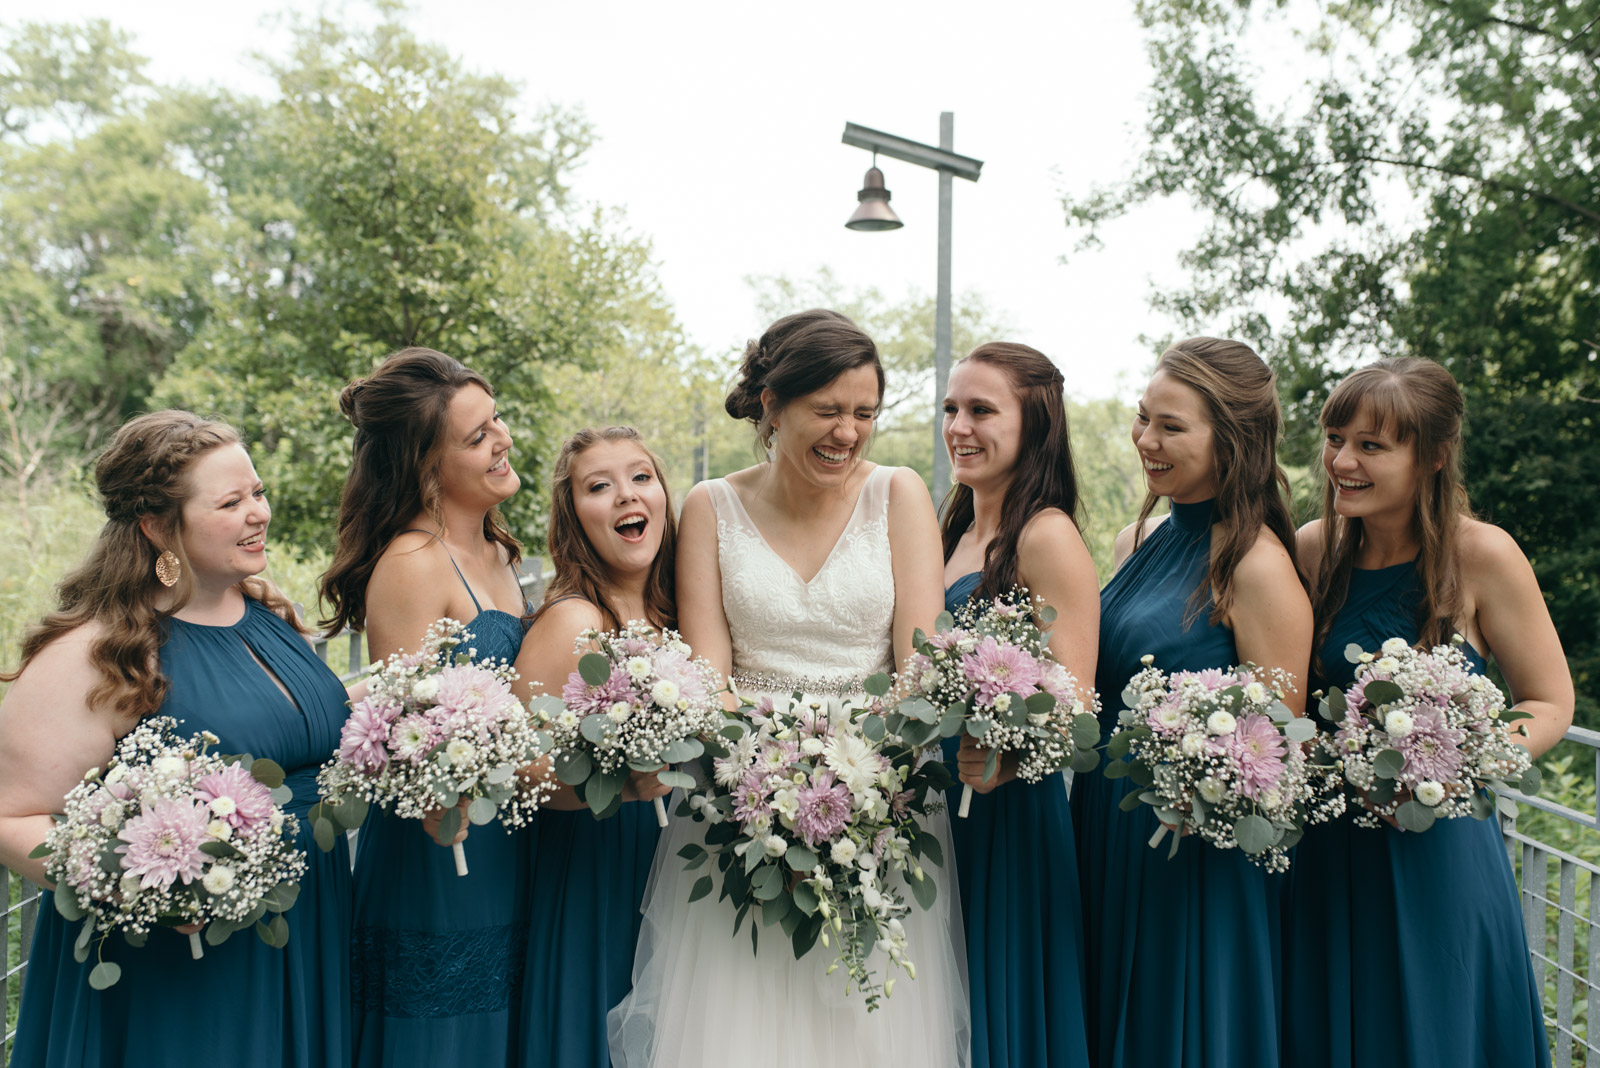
[351,922,528,1018]
[710,466,897,687]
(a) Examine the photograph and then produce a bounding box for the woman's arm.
[885,467,943,669]
[1228,530,1314,715]
[677,483,734,685]
[1463,521,1574,758]
[0,627,122,886]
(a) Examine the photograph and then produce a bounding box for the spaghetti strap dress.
[941,571,1091,1068]
[516,594,662,1068]
[1071,499,1285,1068]
[13,596,354,1067]
[350,551,535,1068]
[1281,561,1550,1068]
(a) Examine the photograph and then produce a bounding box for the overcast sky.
[34,0,1210,402]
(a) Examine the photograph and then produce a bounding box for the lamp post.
[842,114,984,503]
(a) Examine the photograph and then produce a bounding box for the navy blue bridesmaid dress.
[350,574,535,1068]
[941,571,1091,1068]
[1281,561,1550,1068]
[13,596,353,1067]
[1071,498,1285,1067]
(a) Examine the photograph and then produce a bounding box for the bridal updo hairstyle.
[1133,337,1300,628]
[726,309,885,453]
[938,342,1082,603]
[1311,356,1471,659]
[1,411,300,719]
[318,346,521,637]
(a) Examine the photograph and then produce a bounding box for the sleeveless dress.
[1281,561,1551,1068]
[13,596,353,1067]
[518,597,662,1068]
[608,465,971,1067]
[1071,498,1285,1068]
[941,571,1091,1068]
[350,554,534,1068]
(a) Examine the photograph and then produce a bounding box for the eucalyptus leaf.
[580,714,614,746]
[200,839,243,859]
[1519,766,1543,796]
[1103,758,1131,779]
[1070,748,1101,773]
[1107,731,1135,760]
[688,875,713,903]
[864,673,892,698]
[88,961,121,990]
[1119,790,1146,813]
[467,797,498,826]
[1069,713,1101,750]
[270,785,294,806]
[1345,643,1367,664]
[585,770,624,816]
[74,916,94,963]
[122,929,147,949]
[965,718,990,739]
[313,816,337,854]
[1361,680,1405,709]
[910,868,938,909]
[262,882,301,913]
[1470,791,1496,820]
[1283,718,1317,744]
[27,841,53,859]
[578,652,612,686]
[333,797,370,831]
[762,892,792,926]
[1234,814,1276,854]
[917,832,944,868]
[1025,691,1056,717]
[437,804,462,843]
[792,880,820,916]
[54,890,85,922]
[1372,748,1406,779]
[660,738,704,763]
[934,610,955,632]
[1396,800,1436,834]
[1323,688,1348,722]
[785,845,818,872]
[900,696,939,725]
[861,716,887,743]
[1497,794,1522,820]
[248,758,286,789]
[656,770,696,790]
[938,709,966,740]
[554,750,593,786]
[751,863,783,901]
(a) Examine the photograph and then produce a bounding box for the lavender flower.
[1397,709,1467,783]
[794,771,853,847]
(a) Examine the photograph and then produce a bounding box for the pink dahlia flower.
[1223,713,1288,800]
[1183,668,1233,692]
[732,767,774,828]
[562,664,635,717]
[117,797,211,889]
[652,649,710,705]
[195,764,277,831]
[962,636,1044,706]
[1399,710,1467,783]
[434,663,514,717]
[338,698,397,773]
[794,771,852,848]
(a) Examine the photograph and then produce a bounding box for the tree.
[1066,0,1600,725]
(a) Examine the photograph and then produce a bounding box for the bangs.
[1321,367,1418,443]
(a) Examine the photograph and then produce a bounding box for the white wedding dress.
[608,464,971,1067]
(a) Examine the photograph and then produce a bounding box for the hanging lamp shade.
[845,166,902,231]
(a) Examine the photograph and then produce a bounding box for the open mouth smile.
[614,512,649,543]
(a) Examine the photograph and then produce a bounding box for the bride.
[608,309,970,1066]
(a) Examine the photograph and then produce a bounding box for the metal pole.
[932,111,954,505]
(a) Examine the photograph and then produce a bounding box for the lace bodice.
[709,465,898,694]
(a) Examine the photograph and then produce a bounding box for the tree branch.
[1348,153,1600,226]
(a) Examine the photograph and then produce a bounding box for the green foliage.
[1068,0,1600,724]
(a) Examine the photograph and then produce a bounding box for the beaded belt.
[730,669,867,698]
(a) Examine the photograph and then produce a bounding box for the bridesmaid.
[938,342,1097,1068]
[0,411,352,1066]
[1072,337,1312,1067]
[514,427,674,1068]
[1282,357,1567,1068]
[320,347,534,1067]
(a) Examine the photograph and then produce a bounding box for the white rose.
[607,702,631,724]
[444,739,477,767]
[1381,637,1410,657]
[800,737,825,757]
[1181,733,1206,757]
[763,835,789,858]
[1243,682,1267,704]
[651,679,680,707]
[626,656,652,680]
[1384,710,1415,737]
[1198,777,1226,804]
[410,677,441,702]
[201,865,236,895]
[830,838,858,865]
[1415,780,1446,806]
[993,694,1012,712]
[1206,711,1237,736]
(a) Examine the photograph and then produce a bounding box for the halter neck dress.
[350,548,534,1068]
[941,571,1091,1068]
[1072,499,1285,1068]
[13,596,354,1067]
[1281,561,1550,1068]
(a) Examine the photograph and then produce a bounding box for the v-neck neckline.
[721,467,880,586]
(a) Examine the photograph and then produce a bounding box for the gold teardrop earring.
[155,550,181,588]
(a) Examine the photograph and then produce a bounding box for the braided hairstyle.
[726,309,883,454]
[1,411,301,719]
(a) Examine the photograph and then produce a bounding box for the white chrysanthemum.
[1028,713,1051,727]
[1384,710,1414,737]
[993,694,1012,712]
[1376,656,1400,674]
[269,809,284,833]
[763,835,788,858]
[1243,682,1267,704]
[651,679,680,707]
[99,805,123,829]
[1198,777,1226,804]
[823,733,883,794]
[607,702,631,724]
[202,865,236,895]
[626,656,652,680]
[1260,787,1283,810]
[208,795,238,819]
[831,838,858,865]
[1181,732,1206,757]
[445,739,477,766]
[919,669,943,693]
[1381,637,1410,657]
[411,677,441,702]
[151,755,188,782]
[206,819,232,840]
[800,737,825,757]
[1206,711,1237,736]
[105,764,129,787]
[557,709,580,729]
[119,873,143,898]
[1415,781,1446,806]
[1155,706,1186,731]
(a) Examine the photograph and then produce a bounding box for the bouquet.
[1105,657,1342,872]
[313,619,552,876]
[891,591,1101,817]
[28,716,306,988]
[529,622,724,826]
[676,686,953,1009]
[1317,635,1541,831]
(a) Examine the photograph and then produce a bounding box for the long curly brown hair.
[1133,337,1302,627]
[319,347,521,636]
[1,411,302,719]
[533,427,678,632]
[1312,357,1471,664]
